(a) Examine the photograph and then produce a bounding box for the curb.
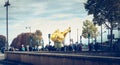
[0,60,33,65]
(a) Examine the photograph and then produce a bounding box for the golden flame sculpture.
[50,27,71,48]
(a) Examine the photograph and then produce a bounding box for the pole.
[26,26,32,49]
[69,30,71,44]
[26,27,31,33]
[80,35,82,44]
[4,0,10,51]
[6,4,8,51]
[108,28,110,45]
[118,27,120,47]
[29,27,31,33]
[101,24,103,44]
[88,32,90,44]
[48,34,51,45]
[87,26,90,44]
[77,28,78,43]
[118,24,120,38]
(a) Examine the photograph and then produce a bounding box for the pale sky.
[0,0,119,45]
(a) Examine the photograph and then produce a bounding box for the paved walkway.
[0,54,4,60]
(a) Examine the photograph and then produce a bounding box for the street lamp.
[77,28,78,43]
[118,26,120,38]
[80,35,82,44]
[87,26,90,44]
[4,0,10,51]
[99,30,106,43]
[69,29,71,44]
[101,24,103,44]
[26,27,31,33]
[26,26,32,50]
[48,34,51,45]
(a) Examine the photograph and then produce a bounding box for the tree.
[11,33,32,48]
[11,30,43,49]
[34,30,43,46]
[85,0,120,24]
[82,20,98,44]
[85,0,120,49]
[0,35,6,49]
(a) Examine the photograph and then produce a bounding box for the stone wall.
[5,51,120,65]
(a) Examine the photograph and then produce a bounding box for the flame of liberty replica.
[50,27,71,49]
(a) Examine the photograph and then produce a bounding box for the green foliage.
[35,30,42,36]
[85,0,120,28]
[11,30,43,49]
[0,35,6,49]
[82,20,98,39]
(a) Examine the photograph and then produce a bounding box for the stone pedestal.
[54,42,63,49]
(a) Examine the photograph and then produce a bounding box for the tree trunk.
[110,22,113,51]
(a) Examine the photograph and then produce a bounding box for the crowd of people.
[7,38,120,52]
[9,43,98,52]
[8,43,83,52]
[44,43,83,52]
[7,43,102,52]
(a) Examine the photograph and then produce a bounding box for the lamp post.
[100,30,106,44]
[77,28,78,43]
[48,34,51,45]
[118,27,120,38]
[101,24,103,44]
[26,27,31,33]
[80,35,82,44]
[118,23,120,38]
[4,0,10,51]
[69,29,71,44]
[26,26,32,50]
[87,26,90,44]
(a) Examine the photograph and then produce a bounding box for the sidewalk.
[0,54,4,60]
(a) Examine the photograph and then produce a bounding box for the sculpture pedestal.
[54,42,63,49]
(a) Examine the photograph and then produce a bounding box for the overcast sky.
[1,0,118,45]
